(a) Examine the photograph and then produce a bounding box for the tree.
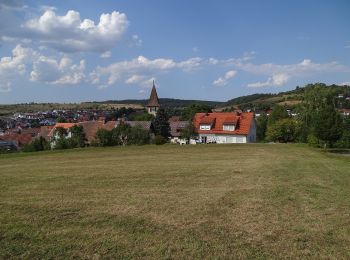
[129,126,150,145]
[266,118,300,143]
[152,108,170,138]
[57,117,67,123]
[336,116,350,148]
[299,85,343,147]
[112,123,132,146]
[54,127,67,139]
[180,121,197,142]
[256,114,268,141]
[95,128,113,146]
[313,98,343,148]
[54,138,71,150]
[181,104,212,120]
[69,125,86,148]
[23,137,50,152]
[268,105,289,126]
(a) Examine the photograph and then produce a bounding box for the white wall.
[199,134,247,144]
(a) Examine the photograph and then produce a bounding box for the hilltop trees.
[298,84,343,147]
[181,104,212,121]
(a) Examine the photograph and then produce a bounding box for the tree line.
[256,84,349,148]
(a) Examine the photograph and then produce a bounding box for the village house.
[168,116,189,144]
[193,112,256,144]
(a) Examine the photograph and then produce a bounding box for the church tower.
[146,81,160,116]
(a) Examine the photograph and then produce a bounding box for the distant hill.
[95,98,224,108]
[223,83,350,111]
[1,83,349,116]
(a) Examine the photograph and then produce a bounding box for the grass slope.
[0,144,349,259]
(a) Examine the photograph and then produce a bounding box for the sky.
[0,0,349,104]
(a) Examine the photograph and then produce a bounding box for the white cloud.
[339,82,350,86]
[213,70,237,86]
[0,44,38,92]
[30,56,85,84]
[132,34,142,46]
[100,51,111,58]
[248,73,289,88]
[90,56,204,87]
[208,58,219,65]
[22,9,129,53]
[125,75,146,84]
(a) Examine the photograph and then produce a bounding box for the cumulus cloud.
[0,45,86,90]
[100,51,111,59]
[125,75,146,84]
[90,56,204,88]
[236,59,350,88]
[0,44,37,74]
[248,73,289,88]
[30,56,85,84]
[22,9,129,53]
[0,44,38,92]
[213,70,237,86]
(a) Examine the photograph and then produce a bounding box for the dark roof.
[147,83,160,107]
[116,121,152,131]
[170,121,189,137]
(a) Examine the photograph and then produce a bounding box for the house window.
[200,124,211,130]
[223,124,235,131]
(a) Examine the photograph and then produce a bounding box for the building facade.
[193,112,256,144]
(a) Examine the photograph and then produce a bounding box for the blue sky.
[0,0,349,104]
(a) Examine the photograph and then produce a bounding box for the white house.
[193,112,256,144]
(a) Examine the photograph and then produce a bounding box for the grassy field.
[0,144,349,259]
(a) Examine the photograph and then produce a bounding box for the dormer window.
[200,124,211,130]
[223,124,235,131]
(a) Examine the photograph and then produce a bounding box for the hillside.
[1,83,349,116]
[0,144,349,258]
[224,83,350,111]
[94,98,224,108]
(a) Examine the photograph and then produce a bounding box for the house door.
[201,136,207,143]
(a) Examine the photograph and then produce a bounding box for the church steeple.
[146,81,160,116]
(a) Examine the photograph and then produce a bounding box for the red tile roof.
[48,121,118,144]
[193,112,254,136]
[0,133,33,147]
[39,126,54,141]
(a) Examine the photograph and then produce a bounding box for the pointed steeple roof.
[147,81,160,107]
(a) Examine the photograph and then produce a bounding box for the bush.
[307,134,319,147]
[154,135,167,145]
[23,137,50,152]
[129,126,150,145]
[54,138,71,150]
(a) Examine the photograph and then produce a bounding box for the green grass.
[0,144,349,259]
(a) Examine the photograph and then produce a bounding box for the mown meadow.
[0,144,349,259]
